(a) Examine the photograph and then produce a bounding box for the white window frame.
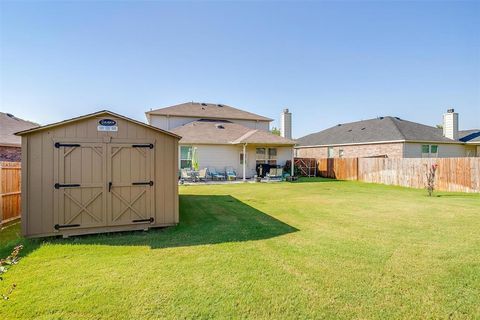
[256,147,277,166]
[421,144,438,158]
[180,146,193,169]
[328,147,334,158]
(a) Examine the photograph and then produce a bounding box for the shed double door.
[55,142,155,231]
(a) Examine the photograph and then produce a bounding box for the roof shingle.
[0,112,39,146]
[296,116,459,147]
[147,102,273,122]
[171,120,295,145]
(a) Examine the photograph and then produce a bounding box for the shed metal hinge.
[55,143,81,148]
[132,217,154,223]
[54,224,80,230]
[132,181,154,186]
[54,183,81,189]
[132,144,154,149]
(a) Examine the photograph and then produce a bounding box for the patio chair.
[180,168,193,181]
[209,168,225,181]
[197,168,208,182]
[225,167,237,181]
[266,167,283,181]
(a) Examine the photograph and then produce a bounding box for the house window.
[256,147,277,165]
[328,147,334,158]
[421,145,438,158]
[268,148,277,166]
[339,149,344,158]
[256,148,266,165]
[421,145,430,154]
[180,146,193,169]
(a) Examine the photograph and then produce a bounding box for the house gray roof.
[146,102,273,122]
[459,129,480,143]
[0,112,39,146]
[171,120,295,145]
[296,116,461,147]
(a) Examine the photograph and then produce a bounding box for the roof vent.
[201,103,207,106]
[347,129,352,132]
[337,124,342,126]
[217,104,224,107]
[361,127,366,130]
[6,113,15,118]
[215,124,225,129]
[379,116,384,120]
[395,117,401,120]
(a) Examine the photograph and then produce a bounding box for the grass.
[0,178,479,319]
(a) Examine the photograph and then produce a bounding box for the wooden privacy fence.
[298,157,480,193]
[0,161,21,224]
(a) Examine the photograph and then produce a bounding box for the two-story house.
[146,102,296,179]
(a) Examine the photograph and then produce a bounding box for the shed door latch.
[132,217,154,223]
[132,144,154,149]
[55,143,81,148]
[55,183,81,189]
[132,181,154,186]
[54,224,81,230]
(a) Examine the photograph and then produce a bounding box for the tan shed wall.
[296,142,404,158]
[22,116,179,237]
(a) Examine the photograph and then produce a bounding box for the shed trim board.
[15,110,181,139]
[19,111,180,238]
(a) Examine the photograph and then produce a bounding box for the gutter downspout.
[243,143,247,182]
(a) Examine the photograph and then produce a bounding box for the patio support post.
[291,148,294,177]
[243,144,247,181]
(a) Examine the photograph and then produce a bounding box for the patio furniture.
[197,168,208,182]
[225,167,237,181]
[209,168,225,181]
[266,167,283,181]
[180,168,193,181]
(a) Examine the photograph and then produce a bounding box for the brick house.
[0,112,38,162]
[296,109,480,158]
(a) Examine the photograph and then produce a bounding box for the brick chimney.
[280,108,292,139]
[443,108,459,140]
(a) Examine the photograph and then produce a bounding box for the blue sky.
[1,1,479,138]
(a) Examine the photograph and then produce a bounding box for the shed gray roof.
[171,120,295,145]
[0,112,39,146]
[296,116,461,147]
[146,102,273,122]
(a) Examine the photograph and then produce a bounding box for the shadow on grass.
[293,177,342,183]
[1,195,298,257]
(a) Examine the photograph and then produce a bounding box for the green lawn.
[1,178,479,319]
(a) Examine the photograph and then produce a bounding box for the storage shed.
[16,110,181,238]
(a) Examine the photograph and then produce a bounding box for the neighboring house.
[0,112,38,162]
[146,102,296,179]
[296,109,480,158]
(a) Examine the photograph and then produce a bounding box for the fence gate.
[108,144,155,226]
[55,143,107,230]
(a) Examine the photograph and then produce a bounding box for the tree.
[271,127,280,136]
[425,164,438,196]
[436,124,443,129]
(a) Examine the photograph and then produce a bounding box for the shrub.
[425,164,438,196]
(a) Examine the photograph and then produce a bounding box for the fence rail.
[297,157,480,193]
[0,161,21,224]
